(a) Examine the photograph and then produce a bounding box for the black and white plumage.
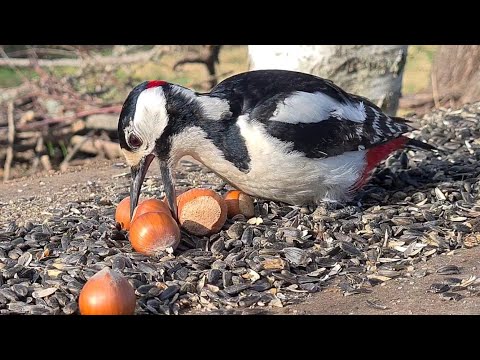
[118,70,434,218]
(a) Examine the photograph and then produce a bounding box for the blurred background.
[1,45,478,181]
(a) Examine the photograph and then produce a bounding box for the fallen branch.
[85,113,119,131]
[6,47,78,58]
[13,105,122,131]
[0,46,166,67]
[399,90,462,110]
[3,102,15,182]
[1,124,85,145]
[70,135,123,159]
[0,83,34,104]
[60,130,94,172]
[399,93,436,109]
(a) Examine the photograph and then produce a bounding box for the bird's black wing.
[263,100,411,158]
[210,69,351,116]
[211,70,411,158]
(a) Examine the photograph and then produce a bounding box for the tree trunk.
[432,45,480,108]
[248,45,408,116]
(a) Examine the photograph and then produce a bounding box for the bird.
[117,69,435,219]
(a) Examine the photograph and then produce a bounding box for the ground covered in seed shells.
[2,103,480,315]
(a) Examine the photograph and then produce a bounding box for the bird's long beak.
[129,154,155,220]
[159,160,178,220]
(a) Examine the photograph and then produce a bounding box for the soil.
[2,158,479,315]
[273,246,480,315]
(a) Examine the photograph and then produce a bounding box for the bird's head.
[118,79,232,221]
[118,80,189,221]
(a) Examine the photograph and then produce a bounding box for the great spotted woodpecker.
[118,70,434,218]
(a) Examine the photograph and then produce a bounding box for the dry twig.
[431,71,440,109]
[70,134,123,159]
[60,130,95,172]
[13,105,122,131]
[173,45,222,88]
[0,46,166,67]
[3,102,15,182]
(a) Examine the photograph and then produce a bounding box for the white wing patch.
[197,96,231,120]
[331,100,366,123]
[270,91,366,124]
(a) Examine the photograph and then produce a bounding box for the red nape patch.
[353,136,408,190]
[146,80,167,89]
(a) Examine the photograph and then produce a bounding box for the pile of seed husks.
[2,103,480,315]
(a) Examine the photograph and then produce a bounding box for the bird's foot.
[311,201,341,219]
[312,200,363,221]
[213,181,228,192]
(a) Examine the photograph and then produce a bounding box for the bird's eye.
[128,133,143,149]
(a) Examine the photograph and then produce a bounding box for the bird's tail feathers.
[403,136,439,152]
